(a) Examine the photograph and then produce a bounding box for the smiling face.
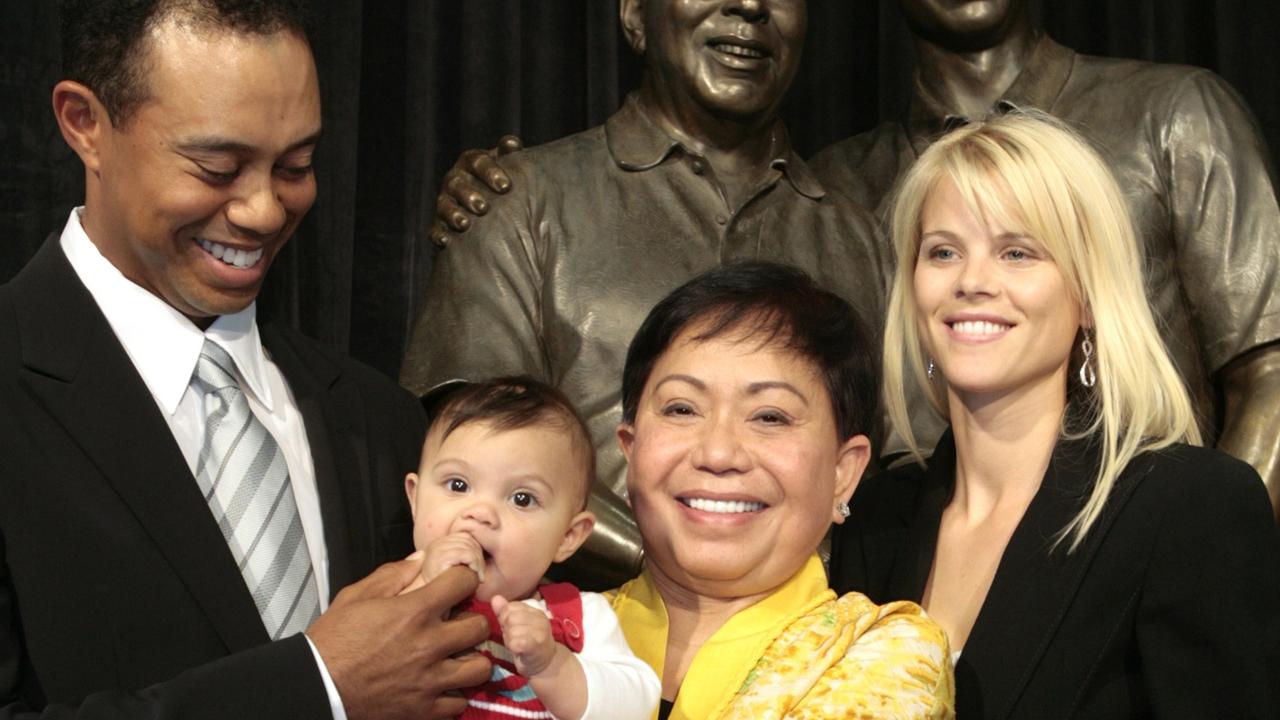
[898,0,1028,51]
[913,178,1082,405]
[407,422,594,602]
[79,21,320,327]
[628,0,806,123]
[619,323,868,600]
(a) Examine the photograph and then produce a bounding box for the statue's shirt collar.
[605,93,825,200]
[906,34,1077,155]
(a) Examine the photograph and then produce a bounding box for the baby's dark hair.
[422,377,595,509]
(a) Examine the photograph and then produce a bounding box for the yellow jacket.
[610,555,954,719]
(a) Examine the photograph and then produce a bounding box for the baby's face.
[408,421,590,601]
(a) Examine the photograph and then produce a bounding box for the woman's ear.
[619,0,646,54]
[404,472,420,519]
[831,435,872,524]
[555,511,597,562]
[616,423,637,507]
[617,422,636,464]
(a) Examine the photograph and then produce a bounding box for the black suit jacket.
[0,238,425,718]
[832,431,1280,719]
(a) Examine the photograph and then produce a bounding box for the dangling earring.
[1078,332,1096,388]
[927,358,936,380]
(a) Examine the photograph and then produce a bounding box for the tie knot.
[193,340,242,392]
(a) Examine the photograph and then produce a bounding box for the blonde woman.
[831,111,1280,718]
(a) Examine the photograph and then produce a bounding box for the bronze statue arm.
[430,134,524,247]
[1218,342,1280,522]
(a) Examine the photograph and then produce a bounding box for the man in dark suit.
[0,1,489,717]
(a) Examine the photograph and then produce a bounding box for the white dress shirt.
[59,208,347,719]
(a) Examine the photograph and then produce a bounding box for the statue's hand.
[431,134,523,247]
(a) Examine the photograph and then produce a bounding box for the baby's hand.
[397,572,427,596]
[491,595,558,677]
[420,532,485,585]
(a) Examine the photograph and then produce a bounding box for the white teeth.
[712,43,766,59]
[197,239,264,269]
[952,320,1010,336]
[684,497,765,514]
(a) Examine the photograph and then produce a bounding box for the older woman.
[610,263,953,719]
[832,112,1280,718]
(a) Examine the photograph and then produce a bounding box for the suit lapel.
[260,324,370,594]
[957,437,1153,719]
[13,239,269,653]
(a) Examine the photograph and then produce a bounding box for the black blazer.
[832,431,1280,719]
[0,238,425,718]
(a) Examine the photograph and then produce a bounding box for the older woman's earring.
[1078,334,1097,388]
[927,359,936,380]
[836,501,851,519]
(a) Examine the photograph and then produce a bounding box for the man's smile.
[197,238,266,269]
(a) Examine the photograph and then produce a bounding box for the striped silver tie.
[191,340,320,640]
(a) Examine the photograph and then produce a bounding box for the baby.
[404,378,659,720]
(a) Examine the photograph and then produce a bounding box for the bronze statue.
[400,0,883,588]
[808,0,1280,519]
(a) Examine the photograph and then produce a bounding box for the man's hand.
[490,595,557,677]
[430,134,523,247]
[307,558,492,720]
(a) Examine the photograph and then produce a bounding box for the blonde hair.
[882,110,1201,550]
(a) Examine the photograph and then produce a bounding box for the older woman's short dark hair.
[621,262,879,442]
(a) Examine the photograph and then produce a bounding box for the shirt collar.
[59,207,275,415]
[605,93,826,200]
[768,124,826,200]
[905,33,1076,155]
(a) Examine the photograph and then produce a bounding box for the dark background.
[4,1,1278,380]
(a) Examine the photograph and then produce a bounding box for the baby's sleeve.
[575,592,661,720]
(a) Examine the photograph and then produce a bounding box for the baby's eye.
[446,477,469,493]
[511,491,539,508]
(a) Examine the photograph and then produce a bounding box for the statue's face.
[898,0,1028,51]
[641,0,806,122]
